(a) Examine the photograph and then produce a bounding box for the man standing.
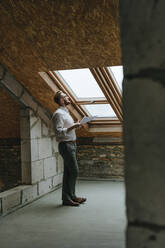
[52,90,86,206]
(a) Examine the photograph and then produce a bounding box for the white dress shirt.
[52,106,76,142]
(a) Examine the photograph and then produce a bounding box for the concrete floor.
[0,180,126,248]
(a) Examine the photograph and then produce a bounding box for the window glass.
[108,66,123,91]
[57,68,105,98]
[82,104,116,117]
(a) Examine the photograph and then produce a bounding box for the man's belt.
[60,140,76,144]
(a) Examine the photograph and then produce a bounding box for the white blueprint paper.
[80,116,96,124]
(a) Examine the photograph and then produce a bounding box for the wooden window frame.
[90,67,123,122]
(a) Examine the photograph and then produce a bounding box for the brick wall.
[0,138,21,192]
[0,87,20,138]
[0,87,21,192]
[77,137,124,179]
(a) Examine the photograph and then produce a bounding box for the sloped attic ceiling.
[0,0,122,137]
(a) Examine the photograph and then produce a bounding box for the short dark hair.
[54,90,62,105]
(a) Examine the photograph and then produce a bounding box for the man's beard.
[64,99,70,105]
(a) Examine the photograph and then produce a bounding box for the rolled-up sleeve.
[52,113,67,137]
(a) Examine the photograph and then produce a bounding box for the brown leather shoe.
[74,197,87,204]
[62,199,80,207]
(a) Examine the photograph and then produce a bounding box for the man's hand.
[67,121,82,133]
[77,123,85,130]
[73,121,81,129]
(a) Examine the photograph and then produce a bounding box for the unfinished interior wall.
[0,66,63,215]
[77,137,124,179]
[0,108,63,216]
[0,87,21,192]
[120,1,165,247]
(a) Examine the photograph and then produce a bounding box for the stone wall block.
[52,174,63,188]
[37,106,50,126]
[41,122,49,137]
[30,118,41,139]
[43,157,56,179]
[31,160,44,184]
[21,139,31,162]
[20,91,37,112]
[49,124,55,136]
[38,178,53,196]
[0,188,21,214]
[30,110,38,124]
[57,155,64,173]
[38,137,52,159]
[21,184,38,204]
[1,71,23,98]
[51,137,59,154]
[21,162,31,184]
[20,113,30,140]
[30,139,39,161]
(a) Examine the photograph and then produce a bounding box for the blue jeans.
[58,142,79,201]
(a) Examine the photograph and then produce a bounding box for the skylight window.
[49,66,122,121]
[82,104,116,118]
[57,68,105,99]
[108,66,124,91]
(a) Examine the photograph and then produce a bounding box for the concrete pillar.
[120,1,165,247]
[20,107,32,184]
